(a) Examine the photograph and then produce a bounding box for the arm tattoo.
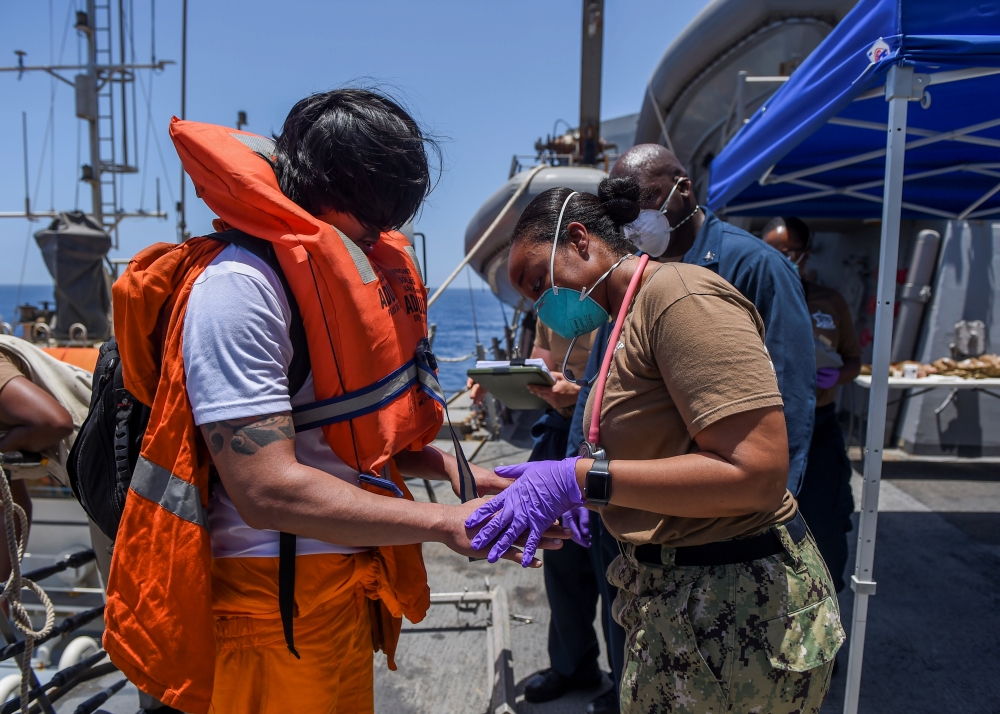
[204,414,294,456]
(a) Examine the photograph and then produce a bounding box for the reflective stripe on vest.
[289,348,477,503]
[230,133,276,160]
[415,361,446,405]
[130,456,208,528]
[335,228,378,285]
[290,348,449,432]
[403,245,423,285]
[291,360,421,432]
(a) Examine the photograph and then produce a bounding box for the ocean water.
[0,284,55,336]
[427,286,513,393]
[0,283,512,394]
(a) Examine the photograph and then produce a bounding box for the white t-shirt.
[183,244,367,558]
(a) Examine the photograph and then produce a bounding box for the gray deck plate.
[23,456,1000,713]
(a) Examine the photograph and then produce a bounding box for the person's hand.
[466,378,487,405]
[527,372,582,410]
[450,462,515,497]
[816,367,840,389]
[446,498,567,567]
[465,457,584,566]
[562,506,591,548]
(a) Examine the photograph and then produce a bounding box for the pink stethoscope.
[579,253,650,460]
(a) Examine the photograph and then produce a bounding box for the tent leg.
[843,64,913,714]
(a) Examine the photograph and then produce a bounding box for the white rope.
[646,82,675,153]
[426,163,549,310]
[435,353,476,363]
[0,475,56,713]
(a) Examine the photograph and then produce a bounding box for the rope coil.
[0,475,56,713]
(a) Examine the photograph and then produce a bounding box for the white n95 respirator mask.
[623,209,672,257]
[622,176,699,258]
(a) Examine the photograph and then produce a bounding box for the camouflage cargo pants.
[608,523,845,714]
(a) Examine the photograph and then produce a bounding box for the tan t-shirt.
[805,281,861,408]
[584,263,796,547]
[0,352,27,423]
[0,352,30,431]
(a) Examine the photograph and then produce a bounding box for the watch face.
[586,464,612,504]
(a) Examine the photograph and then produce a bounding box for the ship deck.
[23,401,1000,713]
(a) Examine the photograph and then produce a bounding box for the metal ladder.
[93,0,118,237]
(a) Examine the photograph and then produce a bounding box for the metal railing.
[417,588,518,714]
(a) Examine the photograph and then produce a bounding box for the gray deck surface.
[20,443,1000,713]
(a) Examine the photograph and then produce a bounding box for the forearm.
[202,413,547,559]
[0,379,74,453]
[838,357,862,384]
[203,414,454,546]
[573,408,788,518]
[394,445,455,481]
[237,460,454,546]
[576,453,783,518]
[395,444,508,496]
[0,424,64,454]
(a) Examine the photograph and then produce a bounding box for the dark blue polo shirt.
[569,208,815,495]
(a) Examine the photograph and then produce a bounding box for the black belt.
[634,512,807,567]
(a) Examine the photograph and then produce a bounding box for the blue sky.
[0,0,709,287]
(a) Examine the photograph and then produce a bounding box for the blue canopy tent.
[706,0,1000,711]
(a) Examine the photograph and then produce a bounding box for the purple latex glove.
[816,367,841,389]
[465,457,583,566]
[563,506,591,548]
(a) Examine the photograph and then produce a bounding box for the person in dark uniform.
[763,217,861,591]
[526,326,619,713]
[610,145,816,496]
[470,326,621,714]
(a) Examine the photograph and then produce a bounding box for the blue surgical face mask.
[534,192,629,340]
[781,251,806,275]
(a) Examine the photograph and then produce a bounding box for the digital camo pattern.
[608,527,845,713]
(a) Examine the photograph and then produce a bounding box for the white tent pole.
[843,63,914,714]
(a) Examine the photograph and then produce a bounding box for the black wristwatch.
[584,459,612,506]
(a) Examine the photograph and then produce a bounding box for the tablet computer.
[466,364,555,410]
[815,336,844,370]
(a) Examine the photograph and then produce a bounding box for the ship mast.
[0,0,172,247]
[579,0,604,165]
[528,0,609,169]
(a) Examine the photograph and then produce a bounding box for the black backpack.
[68,229,310,655]
[67,336,151,541]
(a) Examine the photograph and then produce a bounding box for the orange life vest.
[102,119,445,713]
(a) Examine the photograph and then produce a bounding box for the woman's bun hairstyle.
[510,182,639,257]
[598,176,642,227]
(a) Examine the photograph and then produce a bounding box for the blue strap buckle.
[358,473,405,498]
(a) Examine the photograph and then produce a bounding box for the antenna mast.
[178,0,188,241]
[529,0,607,169]
[579,0,604,165]
[0,0,173,245]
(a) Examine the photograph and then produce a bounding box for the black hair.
[509,176,641,255]
[762,216,812,251]
[271,88,440,230]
